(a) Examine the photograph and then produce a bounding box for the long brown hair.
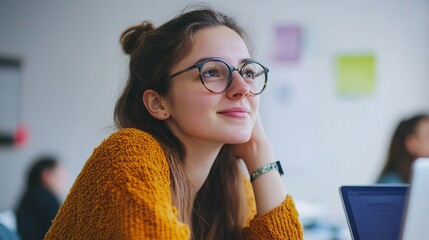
[115,6,250,239]
[379,114,429,183]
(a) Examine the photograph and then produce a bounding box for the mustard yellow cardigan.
[45,128,302,239]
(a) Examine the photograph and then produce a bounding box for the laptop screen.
[340,186,409,240]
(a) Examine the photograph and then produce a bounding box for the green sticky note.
[337,55,376,95]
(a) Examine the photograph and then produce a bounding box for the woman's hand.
[231,114,274,174]
[231,113,286,216]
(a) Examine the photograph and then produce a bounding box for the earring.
[164,113,169,119]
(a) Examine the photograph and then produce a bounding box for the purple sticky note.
[273,25,301,63]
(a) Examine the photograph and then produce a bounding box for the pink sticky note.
[273,25,301,63]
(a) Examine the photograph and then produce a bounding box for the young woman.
[46,6,303,239]
[377,114,429,183]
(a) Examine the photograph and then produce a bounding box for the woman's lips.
[218,107,249,118]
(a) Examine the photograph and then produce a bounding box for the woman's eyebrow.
[192,57,254,65]
[240,58,253,64]
[193,57,212,64]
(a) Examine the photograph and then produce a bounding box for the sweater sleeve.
[241,177,303,239]
[45,128,190,239]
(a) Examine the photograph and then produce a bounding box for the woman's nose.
[226,71,251,99]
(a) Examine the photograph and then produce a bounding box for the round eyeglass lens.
[240,62,267,94]
[200,60,230,93]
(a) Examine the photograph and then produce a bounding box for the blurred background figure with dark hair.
[377,114,429,184]
[15,155,67,240]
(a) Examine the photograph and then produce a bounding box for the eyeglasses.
[168,57,269,95]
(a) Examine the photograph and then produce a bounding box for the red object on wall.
[14,124,29,146]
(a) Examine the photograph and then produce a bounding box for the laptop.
[340,185,408,240]
[340,157,429,240]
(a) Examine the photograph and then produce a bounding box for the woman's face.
[411,118,429,157]
[164,26,258,146]
[44,164,68,199]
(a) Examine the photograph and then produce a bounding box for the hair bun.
[120,21,155,55]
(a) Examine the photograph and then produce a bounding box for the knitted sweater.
[45,128,302,239]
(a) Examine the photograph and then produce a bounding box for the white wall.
[1,0,428,227]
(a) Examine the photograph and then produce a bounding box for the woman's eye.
[242,70,255,79]
[202,68,224,79]
[203,69,218,77]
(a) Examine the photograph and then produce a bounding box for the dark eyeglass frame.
[167,57,269,95]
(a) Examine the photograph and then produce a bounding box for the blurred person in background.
[15,155,67,240]
[377,114,429,183]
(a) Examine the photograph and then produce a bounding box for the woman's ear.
[142,90,170,120]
